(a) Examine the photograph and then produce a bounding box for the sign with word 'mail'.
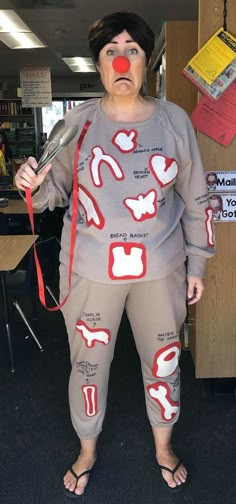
[209,193,236,221]
[206,171,236,192]
[20,66,52,107]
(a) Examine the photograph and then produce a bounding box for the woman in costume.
[15,11,215,497]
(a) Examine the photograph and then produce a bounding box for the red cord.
[25,120,91,311]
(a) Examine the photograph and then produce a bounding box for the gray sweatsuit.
[29,98,215,437]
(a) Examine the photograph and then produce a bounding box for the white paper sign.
[209,193,236,221]
[206,171,236,192]
[20,66,52,107]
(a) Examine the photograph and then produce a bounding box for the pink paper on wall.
[191,81,236,146]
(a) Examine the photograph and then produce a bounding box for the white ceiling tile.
[0,0,198,79]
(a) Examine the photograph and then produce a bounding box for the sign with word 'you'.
[209,193,236,221]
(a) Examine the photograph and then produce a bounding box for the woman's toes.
[68,480,75,491]
[63,453,96,495]
[175,476,183,486]
[75,486,83,495]
[175,466,188,486]
[74,476,88,495]
[159,459,188,488]
[63,478,70,488]
[168,478,177,488]
[175,467,187,485]
[63,469,90,495]
[180,468,187,481]
[64,474,72,488]
[161,470,177,487]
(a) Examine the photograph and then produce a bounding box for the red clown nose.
[112,56,130,73]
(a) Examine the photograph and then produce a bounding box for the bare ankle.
[156,444,173,458]
[79,448,97,459]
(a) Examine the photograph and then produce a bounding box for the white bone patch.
[76,320,110,348]
[205,207,215,247]
[109,243,146,279]
[79,184,104,229]
[112,129,137,152]
[82,385,97,417]
[90,146,124,187]
[152,343,181,377]
[147,383,179,421]
[124,190,157,221]
[149,154,178,187]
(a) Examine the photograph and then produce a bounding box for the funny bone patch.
[205,207,215,247]
[147,382,179,421]
[149,154,178,187]
[82,384,98,417]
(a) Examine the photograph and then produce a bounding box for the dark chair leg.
[45,284,59,306]
[13,300,44,352]
[0,272,15,372]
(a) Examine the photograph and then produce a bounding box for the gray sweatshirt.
[30,98,215,283]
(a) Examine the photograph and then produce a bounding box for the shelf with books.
[0,99,32,116]
[0,99,37,159]
[0,118,34,129]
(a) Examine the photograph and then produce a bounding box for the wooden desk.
[0,234,38,372]
[0,235,38,270]
[0,199,41,214]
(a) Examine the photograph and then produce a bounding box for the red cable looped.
[25,120,91,311]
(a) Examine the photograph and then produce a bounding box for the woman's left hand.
[187,276,205,304]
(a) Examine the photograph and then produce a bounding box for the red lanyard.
[25,120,91,311]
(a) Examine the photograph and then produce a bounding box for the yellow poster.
[188,27,236,84]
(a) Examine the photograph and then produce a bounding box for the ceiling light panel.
[62,57,96,72]
[0,32,46,49]
[0,9,46,48]
[0,10,31,32]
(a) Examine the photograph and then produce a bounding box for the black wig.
[88,11,155,64]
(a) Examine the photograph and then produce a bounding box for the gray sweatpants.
[60,263,187,439]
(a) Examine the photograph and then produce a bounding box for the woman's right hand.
[14,156,52,192]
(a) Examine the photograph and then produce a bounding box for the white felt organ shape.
[148,383,179,421]
[205,207,214,246]
[111,244,145,278]
[149,155,178,187]
[76,321,110,347]
[152,343,181,377]
[124,190,157,220]
[112,129,137,152]
[79,185,104,229]
[90,146,124,186]
[82,385,97,416]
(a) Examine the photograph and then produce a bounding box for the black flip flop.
[63,466,94,498]
[158,460,188,492]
